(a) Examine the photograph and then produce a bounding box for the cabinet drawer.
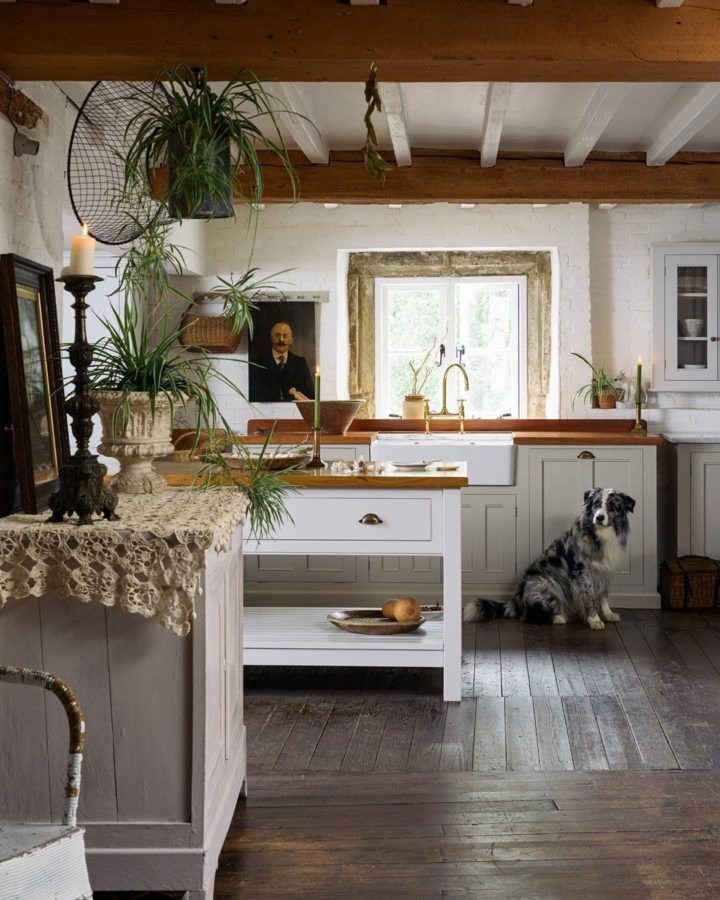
[270,493,438,545]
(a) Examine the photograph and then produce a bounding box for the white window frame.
[374,275,528,418]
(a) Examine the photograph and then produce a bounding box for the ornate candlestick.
[47,275,119,525]
[306,427,326,469]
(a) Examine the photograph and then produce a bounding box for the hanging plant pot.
[178,292,242,353]
[167,134,233,220]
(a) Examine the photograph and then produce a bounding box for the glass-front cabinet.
[653,244,720,390]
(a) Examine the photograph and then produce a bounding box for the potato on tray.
[381,597,422,622]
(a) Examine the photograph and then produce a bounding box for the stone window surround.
[347,250,552,418]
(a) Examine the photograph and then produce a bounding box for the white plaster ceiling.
[57,80,720,164]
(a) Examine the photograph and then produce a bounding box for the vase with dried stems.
[403,333,444,419]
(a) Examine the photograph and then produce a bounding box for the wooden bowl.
[327,609,425,635]
[294,399,364,435]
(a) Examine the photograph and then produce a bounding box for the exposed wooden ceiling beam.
[272,84,329,164]
[2,0,720,82]
[564,84,627,167]
[250,149,720,204]
[380,83,411,168]
[480,83,511,168]
[646,83,720,166]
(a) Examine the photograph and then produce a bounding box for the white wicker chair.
[0,666,91,900]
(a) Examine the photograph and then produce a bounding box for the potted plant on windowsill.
[403,335,442,419]
[122,63,299,221]
[571,352,620,409]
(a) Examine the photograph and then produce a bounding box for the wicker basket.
[179,309,241,354]
[660,556,720,609]
[170,428,227,461]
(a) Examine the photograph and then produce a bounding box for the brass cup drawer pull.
[577,450,596,460]
[359,513,383,525]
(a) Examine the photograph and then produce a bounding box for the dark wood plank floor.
[215,769,720,898]
[101,609,720,898]
[244,610,720,774]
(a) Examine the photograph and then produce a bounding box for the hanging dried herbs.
[363,63,392,184]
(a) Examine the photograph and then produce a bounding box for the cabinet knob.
[711,336,718,342]
[359,513,383,525]
[577,450,596,460]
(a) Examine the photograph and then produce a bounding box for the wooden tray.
[327,609,425,635]
[213,450,311,471]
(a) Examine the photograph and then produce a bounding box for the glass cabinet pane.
[676,265,709,371]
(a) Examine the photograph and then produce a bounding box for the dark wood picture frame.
[0,255,69,513]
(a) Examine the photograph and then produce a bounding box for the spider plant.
[195,266,294,337]
[87,291,241,442]
[122,63,300,220]
[571,352,619,408]
[194,430,300,541]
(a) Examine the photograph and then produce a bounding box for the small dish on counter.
[327,609,426,635]
[217,448,311,470]
[390,460,439,471]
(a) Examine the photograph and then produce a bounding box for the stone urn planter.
[94,391,176,494]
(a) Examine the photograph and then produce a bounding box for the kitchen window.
[374,276,528,418]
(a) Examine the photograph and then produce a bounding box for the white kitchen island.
[165,464,468,701]
[244,467,467,702]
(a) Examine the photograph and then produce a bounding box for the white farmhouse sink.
[371,432,515,485]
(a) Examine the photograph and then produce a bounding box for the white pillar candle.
[69,224,96,276]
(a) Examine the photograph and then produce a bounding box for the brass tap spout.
[424,364,470,433]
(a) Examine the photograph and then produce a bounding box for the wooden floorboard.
[215,770,720,898]
[245,611,720,774]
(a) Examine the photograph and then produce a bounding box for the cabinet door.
[664,255,719,383]
[368,555,442,584]
[245,554,356,583]
[527,447,644,586]
[690,451,720,558]
[461,491,516,585]
[528,449,591,559]
[591,448,644,585]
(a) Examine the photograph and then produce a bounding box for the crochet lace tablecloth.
[0,488,248,636]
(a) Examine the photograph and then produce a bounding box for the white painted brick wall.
[3,83,716,438]
[0,81,65,271]
[186,201,592,430]
[590,204,720,433]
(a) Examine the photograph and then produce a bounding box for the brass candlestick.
[630,401,647,436]
[306,427,326,469]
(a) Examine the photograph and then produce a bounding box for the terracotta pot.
[597,390,617,410]
[402,395,426,420]
[94,391,176,494]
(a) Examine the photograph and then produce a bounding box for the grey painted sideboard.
[0,523,245,899]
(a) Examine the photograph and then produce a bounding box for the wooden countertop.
[236,431,378,446]
[157,460,469,489]
[511,431,663,446]
[243,418,663,446]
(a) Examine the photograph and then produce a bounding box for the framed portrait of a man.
[248,300,317,403]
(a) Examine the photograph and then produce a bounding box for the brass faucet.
[424,363,470,434]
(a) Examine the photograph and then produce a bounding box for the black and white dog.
[463,488,635,630]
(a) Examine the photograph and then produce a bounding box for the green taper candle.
[314,366,321,430]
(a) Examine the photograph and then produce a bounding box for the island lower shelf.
[244,607,444,668]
